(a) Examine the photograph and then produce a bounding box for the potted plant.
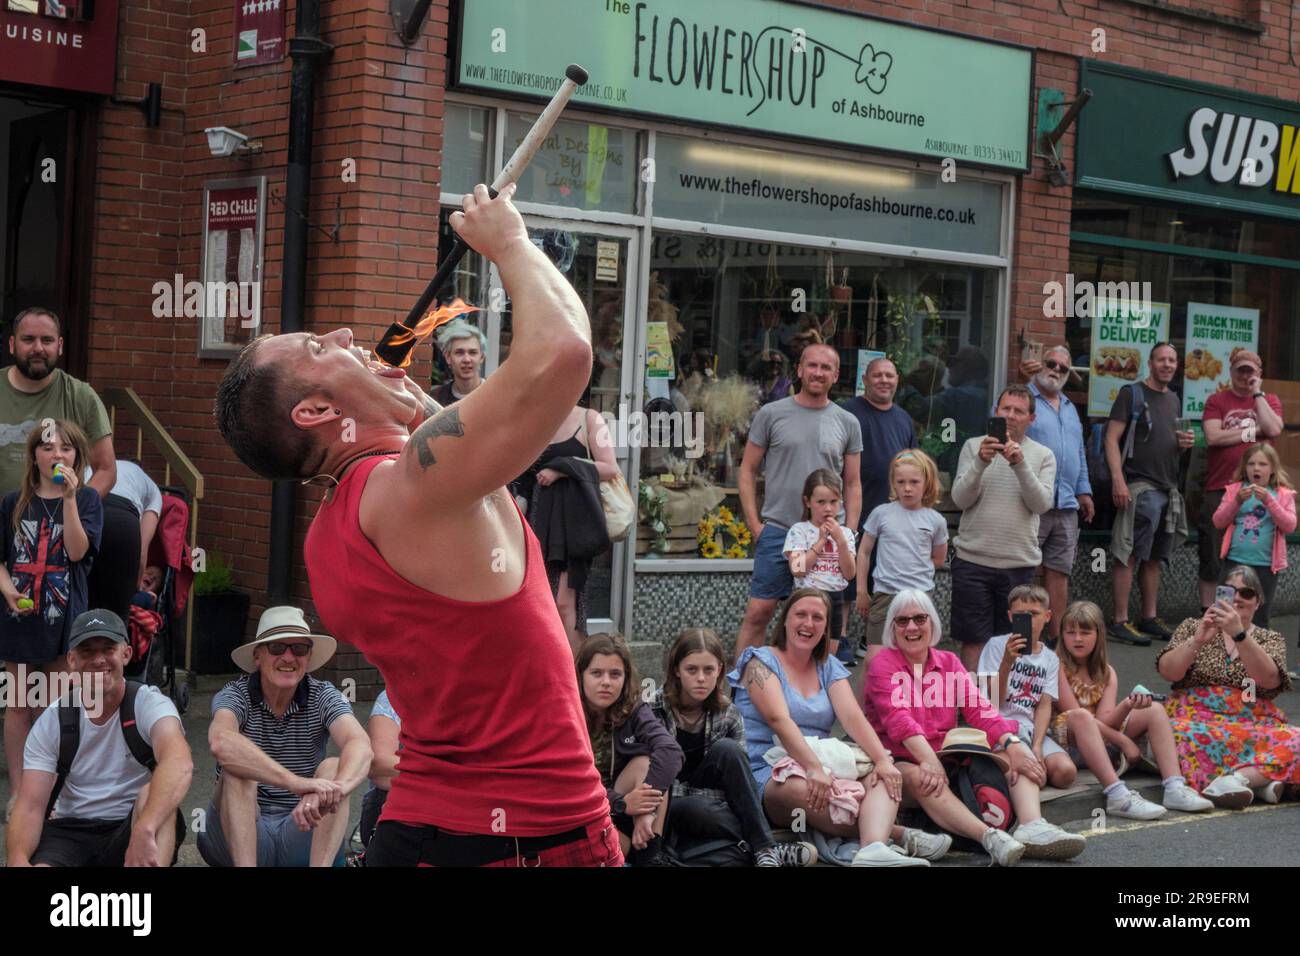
[191,550,251,674]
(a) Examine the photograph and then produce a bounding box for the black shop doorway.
[0,91,93,377]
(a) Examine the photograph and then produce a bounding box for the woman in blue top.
[728,587,949,867]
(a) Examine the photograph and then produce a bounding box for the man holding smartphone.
[950,385,1056,670]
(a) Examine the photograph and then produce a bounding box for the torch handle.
[402,187,498,329]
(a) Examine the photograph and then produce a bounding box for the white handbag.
[579,412,635,542]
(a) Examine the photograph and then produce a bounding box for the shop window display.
[638,231,999,559]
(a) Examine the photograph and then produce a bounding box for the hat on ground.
[231,606,337,674]
[935,726,1010,772]
[69,609,129,650]
[1230,348,1263,372]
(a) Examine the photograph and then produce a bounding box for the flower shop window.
[635,230,1001,560]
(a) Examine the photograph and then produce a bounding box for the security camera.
[205,126,261,158]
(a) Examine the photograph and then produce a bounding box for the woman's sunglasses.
[893,614,931,628]
[1231,587,1259,601]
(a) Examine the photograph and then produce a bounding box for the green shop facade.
[438,0,1035,653]
[1067,61,1300,624]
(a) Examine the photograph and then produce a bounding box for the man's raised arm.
[394,183,591,510]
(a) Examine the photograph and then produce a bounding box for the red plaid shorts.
[482,816,623,868]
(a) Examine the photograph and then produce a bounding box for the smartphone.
[1148,693,1168,702]
[1012,613,1033,654]
[987,416,1008,443]
[1214,585,1237,606]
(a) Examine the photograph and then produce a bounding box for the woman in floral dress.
[1157,565,1299,808]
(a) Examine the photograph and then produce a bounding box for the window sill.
[1117,0,1263,34]
[635,558,754,572]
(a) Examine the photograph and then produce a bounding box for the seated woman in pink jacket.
[863,589,1086,866]
[1211,443,1296,629]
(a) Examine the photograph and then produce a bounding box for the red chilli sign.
[0,0,120,96]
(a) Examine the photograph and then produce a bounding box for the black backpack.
[46,680,156,819]
[929,754,1016,852]
[663,794,752,867]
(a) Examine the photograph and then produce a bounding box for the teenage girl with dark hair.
[577,632,682,865]
[652,627,815,866]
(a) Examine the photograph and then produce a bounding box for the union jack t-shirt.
[0,489,102,663]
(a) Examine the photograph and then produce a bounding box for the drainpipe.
[268,0,333,606]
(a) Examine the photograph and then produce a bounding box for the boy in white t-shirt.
[978,586,1166,821]
[784,469,856,662]
[978,586,1069,784]
[6,609,192,867]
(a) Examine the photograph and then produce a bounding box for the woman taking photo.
[728,588,948,867]
[1157,565,1298,807]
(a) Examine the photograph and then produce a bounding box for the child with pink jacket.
[1212,443,1296,627]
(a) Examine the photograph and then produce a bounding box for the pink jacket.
[863,646,1017,759]
[1212,482,1296,574]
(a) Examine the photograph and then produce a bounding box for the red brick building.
[3,0,1297,691]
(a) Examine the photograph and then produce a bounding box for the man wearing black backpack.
[6,609,192,867]
[1104,343,1196,645]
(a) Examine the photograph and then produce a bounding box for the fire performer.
[214,182,620,866]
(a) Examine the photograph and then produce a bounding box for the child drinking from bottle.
[0,419,102,813]
[784,469,856,664]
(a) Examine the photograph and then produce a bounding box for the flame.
[381,298,480,368]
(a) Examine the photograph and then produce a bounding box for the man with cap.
[198,606,372,867]
[6,609,192,867]
[430,318,487,406]
[1197,347,1283,614]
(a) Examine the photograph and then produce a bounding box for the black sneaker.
[1107,620,1152,646]
[1136,617,1174,641]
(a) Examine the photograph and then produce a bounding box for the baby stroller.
[126,486,195,714]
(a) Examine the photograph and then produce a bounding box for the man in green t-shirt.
[0,308,115,495]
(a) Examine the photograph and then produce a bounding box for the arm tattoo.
[743,659,773,691]
[411,407,465,470]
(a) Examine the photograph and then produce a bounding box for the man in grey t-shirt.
[735,343,862,662]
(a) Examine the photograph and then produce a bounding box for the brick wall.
[78,0,1300,695]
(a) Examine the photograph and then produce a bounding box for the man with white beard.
[1021,346,1093,645]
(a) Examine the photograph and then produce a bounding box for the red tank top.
[304,454,608,836]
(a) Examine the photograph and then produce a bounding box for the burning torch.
[373,63,590,369]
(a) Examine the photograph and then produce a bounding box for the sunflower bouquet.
[697,504,752,559]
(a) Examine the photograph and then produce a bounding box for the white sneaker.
[1107,790,1167,820]
[1163,783,1213,813]
[1254,781,1283,805]
[979,828,1025,867]
[897,827,952,861]
[1012,818,1086,861]
[1202,771,1254,809]
[851,841,929,867]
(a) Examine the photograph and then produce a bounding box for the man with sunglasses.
[1019,346,1093,645]
[198,606,372,867]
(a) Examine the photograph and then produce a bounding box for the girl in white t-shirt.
[855,450,949,662]
[784,469,856,662]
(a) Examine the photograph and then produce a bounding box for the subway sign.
[1167,109,1300,195]
[1077,61,1300,221]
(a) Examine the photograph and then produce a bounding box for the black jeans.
[680,738,775,853]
